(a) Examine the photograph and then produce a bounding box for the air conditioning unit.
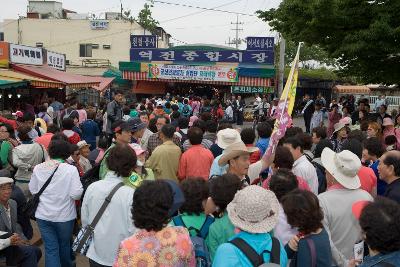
[103,44,111,49]
[92,44,99,49]
[36,42,44,47]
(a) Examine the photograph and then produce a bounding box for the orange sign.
[0,42,10,68]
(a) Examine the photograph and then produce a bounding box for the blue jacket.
[256,138,270,157]
[360,251,400,267]
[213,231,288,267]
[81,120,100,147]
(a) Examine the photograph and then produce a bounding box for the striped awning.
[122,71,273,87]
[0,69,64,88]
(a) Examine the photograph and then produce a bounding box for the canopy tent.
[333,85,370,95]
[0,79,28,89]
[11,64,100,89]
[88,77,115,93]
[0,69,64,88]
[122,71,273,87]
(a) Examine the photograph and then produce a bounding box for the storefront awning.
[134,81,166,94]
[333,85,370,94]
[89,77,115,92]
[0,79,28,89]
[11,64,100,89]
[0,69,64,88]
[123,71,273,87]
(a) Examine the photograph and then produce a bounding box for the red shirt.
[35,133,54,150]
[245,144,261,164]
[178,145,214,181]
[358,166,377,194]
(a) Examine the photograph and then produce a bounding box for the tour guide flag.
[263,43,302,161]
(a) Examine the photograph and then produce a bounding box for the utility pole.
[278,34,285,97]
[230,14,243,49]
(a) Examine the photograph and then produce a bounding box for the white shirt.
[274,205,298,246]
[29,160,83,222]
[225,106,233,119]
[81,172,136,266]
[292,155,319,194]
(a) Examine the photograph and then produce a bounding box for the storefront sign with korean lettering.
[148,64,238,82]
[131,49,274,65]
[231,86,274,94]
[246,37,274,51]
[90,20,109,30]
[9,43,43,65]
[47,51,66,71]
[130,35,157,48]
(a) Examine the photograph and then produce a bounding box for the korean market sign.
[231,86,274,94]
[131,49,274,65]
[0,42,9,68]
[46,50,66,71]
[90,20,109,30]
[130,35,157,49]
[148,64,239,82]
[246,37,274,51]
[9,43,43,65]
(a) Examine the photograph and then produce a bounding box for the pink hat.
[189,115,198,127]
[339,117,352,125]
[382,118,394,127]
[12,111,23,118]
[129,143,146,156]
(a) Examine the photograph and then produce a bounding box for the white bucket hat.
[321,147,361,189]
[0,177,13,186]
[216,128,241,149]
[227,185,280,233]
[77,140,90,149]
[218,141,258,166]
[333,122,347,135]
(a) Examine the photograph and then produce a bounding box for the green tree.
[137,0,159,34]
[257,0,400,84]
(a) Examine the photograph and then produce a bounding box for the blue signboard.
[130,35,157,48]
[246,37,274,51]
[130,49,274,65]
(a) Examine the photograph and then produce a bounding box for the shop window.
[79,44,92,57]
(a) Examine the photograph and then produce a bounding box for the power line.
[154,0,256,17]
[159,0,244,24]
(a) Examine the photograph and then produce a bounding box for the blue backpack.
[172,215,215,267]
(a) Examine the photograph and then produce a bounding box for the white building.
[2,1,171,69]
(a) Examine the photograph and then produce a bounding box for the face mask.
[136,160,144,167]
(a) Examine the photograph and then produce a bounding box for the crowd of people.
[0,91,399,267]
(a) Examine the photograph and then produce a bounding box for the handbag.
[72,182,124,255]
[23,165,60,220]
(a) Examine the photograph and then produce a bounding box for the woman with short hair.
[29,140,83,267]
[114,180,195,266]
[282,189,332,267]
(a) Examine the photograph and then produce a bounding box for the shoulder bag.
[23,165,60,220]
[72,182,124,255]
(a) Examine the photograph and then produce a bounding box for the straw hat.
[216,128,241,149]
[218,141,258,166]
[321,147,361,189]
[382,118,394,127]
[227,185,280,233]
[77,140,90,149]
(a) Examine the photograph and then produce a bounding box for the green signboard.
[231,86,274,94]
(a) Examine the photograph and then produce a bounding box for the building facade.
[3,2,171,68]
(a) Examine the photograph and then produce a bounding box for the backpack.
[313,161,327,194]
[182,104,191,117]
[229,236,281,267]
[178,130,188,145]
[63,108,77,120]
[172,215,215,267]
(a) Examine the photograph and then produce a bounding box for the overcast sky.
[1,0,281,48]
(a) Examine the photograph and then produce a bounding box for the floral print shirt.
[114,226,195,267]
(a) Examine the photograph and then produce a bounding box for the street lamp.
[8,94,12,98]
[17,94,21,98]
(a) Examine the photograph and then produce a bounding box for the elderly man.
[0,177,41,266]
[377,150,400,204]
[318,148,373,267]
